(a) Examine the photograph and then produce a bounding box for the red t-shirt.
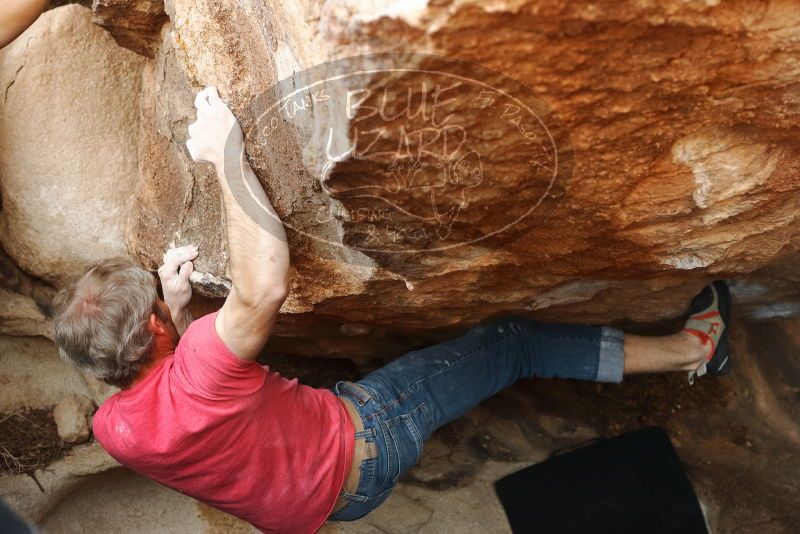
[93,312,354,533]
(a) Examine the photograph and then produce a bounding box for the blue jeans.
[330,316,625,521]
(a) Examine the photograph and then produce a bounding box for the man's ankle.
[676,331,708,370]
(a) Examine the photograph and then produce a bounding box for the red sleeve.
[172,312,267,399]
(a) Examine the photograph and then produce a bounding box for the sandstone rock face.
[0,247,55,337]
[113,0,800,358]
[2,4,799,532]
[53,394,95,444]
[125,24,229,283]
[0,289,50,338]
[1,1,798,358]
[0,442,119,524]
[92,0,167,57]
[0,4,146,287]
[0,335,102,411]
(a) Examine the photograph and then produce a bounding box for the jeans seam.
[332,485,395,520]
[385,421,403,484]
[385,403,425,443]
[378,419,394,489]
[401,407,425,453]
[353,457,376,493]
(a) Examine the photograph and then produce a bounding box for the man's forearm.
[0,0,48,48]
[215,145,290,307]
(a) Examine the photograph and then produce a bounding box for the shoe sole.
[707,281,732,376]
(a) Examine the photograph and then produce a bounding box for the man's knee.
[488,315,541,335]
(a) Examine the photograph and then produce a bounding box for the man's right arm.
[186,87,290,361]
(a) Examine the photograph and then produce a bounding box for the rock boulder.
[131,0,800,357]
[2,1,798,360]
[53,394,95,444]
[92,0,167,57]
[0,4,146,287]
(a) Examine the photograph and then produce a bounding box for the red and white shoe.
[683,281,732,384]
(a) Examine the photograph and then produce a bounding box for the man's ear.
[148,313,165,335]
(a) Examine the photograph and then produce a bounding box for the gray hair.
[52,258,165,388]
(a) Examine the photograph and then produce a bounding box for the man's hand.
[186,87,244,171]
[157,245,199,335]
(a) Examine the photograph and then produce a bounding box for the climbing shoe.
[683,280,732,384]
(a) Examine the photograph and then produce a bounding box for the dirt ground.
[0,408,69,476]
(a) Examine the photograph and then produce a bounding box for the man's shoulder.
[183,311,216,336]
[94,393,116,420]
[92,386,162,456]
[175,310,256,371]
[175,311,217,352]
[91,394,118,449]
[92,395,144,466]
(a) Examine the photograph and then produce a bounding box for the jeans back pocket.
[379,403,427,488]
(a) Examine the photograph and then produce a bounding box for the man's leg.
[357,319,706,438]
[337,317,625,517]
[332,316,709,520]
[332,284,731,523]
[624,332,707,374]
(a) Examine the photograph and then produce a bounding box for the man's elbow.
[237,280,290,310]
[264,280,291,305]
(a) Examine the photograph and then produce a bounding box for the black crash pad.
[494,426,708,534]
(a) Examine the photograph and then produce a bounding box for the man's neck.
[128,338,175,389]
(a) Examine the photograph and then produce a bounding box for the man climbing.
[52,87,731,533]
